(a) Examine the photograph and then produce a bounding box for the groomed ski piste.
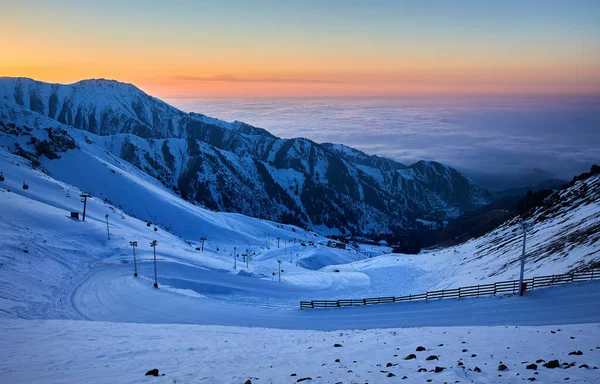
[1,147,599,384]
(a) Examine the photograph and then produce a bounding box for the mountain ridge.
[0,77,495,235]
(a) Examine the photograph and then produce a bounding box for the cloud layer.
[169,95,600,189]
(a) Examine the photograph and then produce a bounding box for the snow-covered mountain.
[0,120,598,384]
[324,169,600,291]
[0,77,494,235]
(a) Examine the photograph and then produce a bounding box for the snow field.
[1,320,598,384]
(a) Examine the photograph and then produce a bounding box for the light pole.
[150,240,158,288]
[129,241,138,277]
[518,221,531,296]
[233,247,237,269]
[80,192,91,221]
[296,253,299,266]
[105,214,110,240]
[277,237,281,248]
[277,259,282,282]
[200,237,207,252]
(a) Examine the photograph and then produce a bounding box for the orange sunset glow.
[2,1,599,98]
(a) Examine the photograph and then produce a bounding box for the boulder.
[543,360,560,369]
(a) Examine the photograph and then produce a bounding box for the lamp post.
[200,237,207,252]
[80,192,91,221]
[276,237,281,248]
[277,259,282,282]
[518,220,532,296]
[105,214,110,240]
[129,241,138,277]
[150,240,158,288]
[233,247,237,269]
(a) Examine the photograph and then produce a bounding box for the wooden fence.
[300,268,600,309]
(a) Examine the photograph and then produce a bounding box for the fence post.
[426,292,429,300]
[458,287,461,298]
[494,282,497,296]
[571,273,574,283]
[409,294,412,301]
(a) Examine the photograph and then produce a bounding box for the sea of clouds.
[168,95,600,190]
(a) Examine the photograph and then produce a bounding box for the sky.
[2,0,600,97]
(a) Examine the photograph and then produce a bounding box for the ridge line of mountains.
[0,77,494,235]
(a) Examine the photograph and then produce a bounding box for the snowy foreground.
[1,320,599,384]
[1,283,599,383]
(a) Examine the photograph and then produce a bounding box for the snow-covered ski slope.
[0,148,372,319]
[324,173,600,293]
[1,131,600,383]
[1,141,599,324]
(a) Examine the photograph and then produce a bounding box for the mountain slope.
[1,127,598,384]
[325,169,600,293]
[0,77,494,235]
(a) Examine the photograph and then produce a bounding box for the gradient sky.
[2,0,600,97]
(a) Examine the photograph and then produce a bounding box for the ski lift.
[66,190,71,198]
[22,181,29,190]
[0,172,4,182]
